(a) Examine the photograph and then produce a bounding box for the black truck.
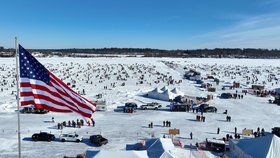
[32,132,55,141]
[89,135,108,146]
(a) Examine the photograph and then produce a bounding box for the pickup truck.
[89,135,108,146]
[140,102,162,110]
[59,133,83,142]
[32,132,55,141]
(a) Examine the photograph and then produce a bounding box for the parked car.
[89,135,108,146]
[140,102,162,110]
[59,133,83,142]
[32,132,55,141]
[124,102,137,109]
[21,106,49,114]
[197,104,217,113]
[123,102,138,112]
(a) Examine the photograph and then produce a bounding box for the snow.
[0,57,280,158]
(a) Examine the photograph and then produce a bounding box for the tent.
[159,89,176,101]
[85,150,148,158]
[147,88,162,99]
[146,138,179,158]
[147,87,181,101]
[229,134,280,158]
[161,86,169,91]
[171,88,184,97]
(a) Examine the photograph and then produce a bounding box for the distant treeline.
[1,47,280,58]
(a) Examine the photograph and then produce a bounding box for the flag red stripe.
[50,72,96,107]
[21,100,36,106]
[20,81,94,114]
[21,92,91,117]
[49,81,95,113]
[49,74,96,112]
[49,73,96,111]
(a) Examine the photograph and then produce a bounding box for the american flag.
[19,44,96,119]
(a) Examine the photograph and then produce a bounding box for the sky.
[0,0,280,49]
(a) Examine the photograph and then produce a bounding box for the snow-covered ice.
[0,57,280,158]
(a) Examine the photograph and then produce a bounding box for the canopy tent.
[160,86,169,91]
[171,88,184,96]
[85,150,148,158]
[146,138,179,158]
[147,88,163,99]
[147,87,182,101]
[229,134,280,158]
[159,89,176,101]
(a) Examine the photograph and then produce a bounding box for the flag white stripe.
[22,88,93,114]
[20,78,95,115]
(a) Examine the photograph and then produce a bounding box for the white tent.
[85,150,148,158]
[147,87,181,101]
[161,86,169,91]
[159,90,176,101]
[147,88,162,99]
[171,88,184,96]
[146,138,179,158]
[229,134,280,158]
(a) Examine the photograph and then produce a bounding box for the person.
[52,117,55,122]
[92,120,95,127]
[80,119,84,126]
[226,134,229,141]
[68,120,71,127]
[261,128,265,136]
[57,123,61,130]
[151,122,153,128]
[224,109,228,115]
[217,128,220,134]
[234,127,237,134]
[190,132,193,140]
[163,134,166,138]
[163,121,166,127]
[195,142,199,148]
[254,132,257,138]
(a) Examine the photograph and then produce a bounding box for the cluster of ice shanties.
[1,57,280,158]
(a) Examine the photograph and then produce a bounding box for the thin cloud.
[191,13,280,49]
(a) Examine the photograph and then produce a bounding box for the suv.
[59,133,83,142]
[32,132,55,141]
[123,102,138,112]
[89,135,108,146]
[140,102,162,110]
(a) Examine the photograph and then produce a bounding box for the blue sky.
[1,0,280,49]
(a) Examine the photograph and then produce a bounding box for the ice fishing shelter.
[95,100,107,111]
[252,85,265,91]
[229,134,280,158]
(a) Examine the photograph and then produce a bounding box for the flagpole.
[15,37,21,158]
